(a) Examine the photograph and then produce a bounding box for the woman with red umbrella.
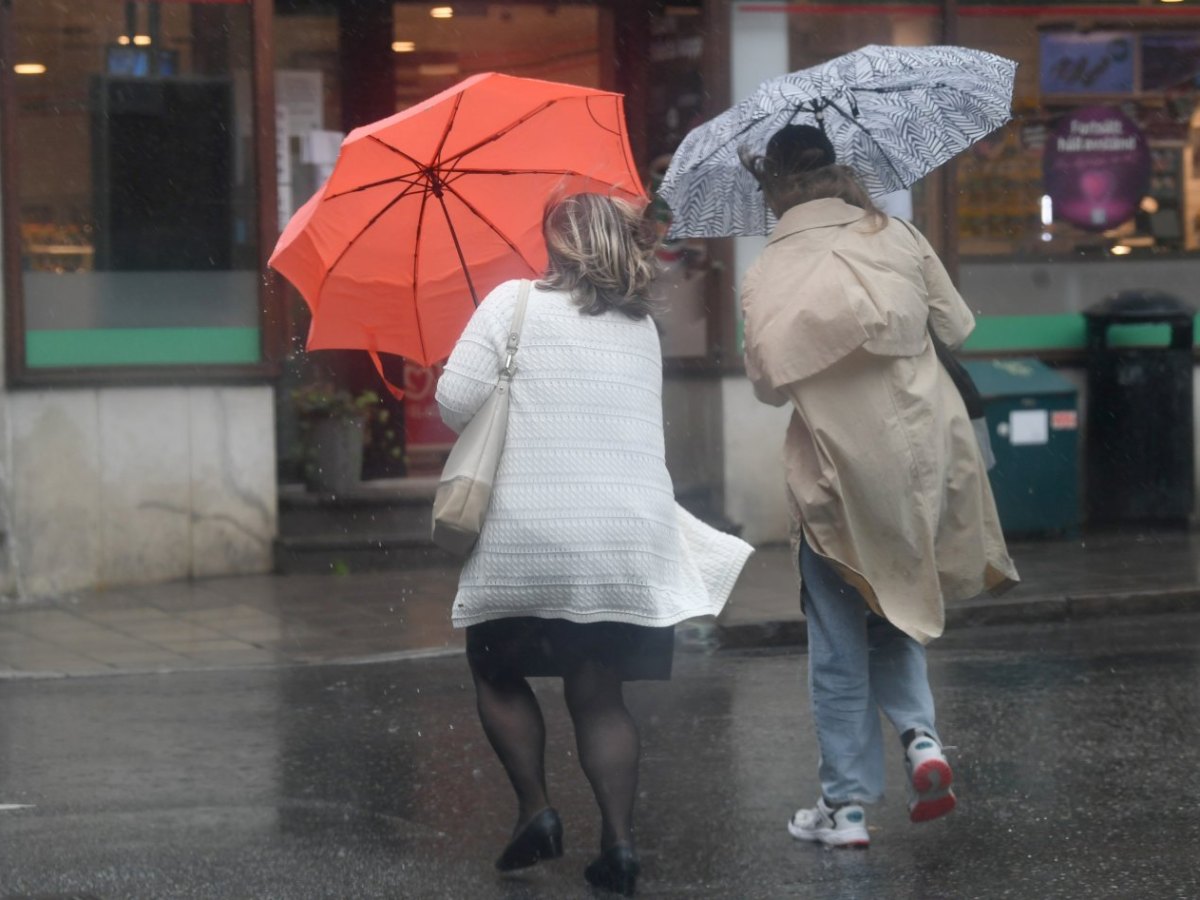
[436,193,751,895]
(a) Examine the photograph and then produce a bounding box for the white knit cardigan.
[436,279,753,629]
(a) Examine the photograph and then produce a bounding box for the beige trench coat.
[741,198,1018,644]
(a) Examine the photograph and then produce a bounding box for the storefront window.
[6,0,261,371]
[392,3,602,99]
[956,3,1200,353]
[957,9,1200,260]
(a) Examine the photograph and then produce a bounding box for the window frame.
[0,0,284,389]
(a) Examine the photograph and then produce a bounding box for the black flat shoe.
[495,807,564,872]
[584,844,639,896]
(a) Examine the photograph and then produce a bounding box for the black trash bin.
[1083,291,1195,526]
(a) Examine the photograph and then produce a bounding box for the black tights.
[470,658,640,851]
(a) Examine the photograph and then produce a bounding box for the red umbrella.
[269,72,646,384]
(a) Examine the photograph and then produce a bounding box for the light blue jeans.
[800,541,939,806]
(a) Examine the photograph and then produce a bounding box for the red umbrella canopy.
[269,72,646,369]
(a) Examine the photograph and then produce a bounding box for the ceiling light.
[13,64,47,75]
[133,35,152,46]
[392,40,417,53]
[430,6,454,18]
[117,35,131,46]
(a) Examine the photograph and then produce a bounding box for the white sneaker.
[905,732,956,823]
[787,797,870,848]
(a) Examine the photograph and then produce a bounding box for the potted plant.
[293,383,378,494]
[362,398,408,480]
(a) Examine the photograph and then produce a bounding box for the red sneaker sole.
[910,792,956,823]
[911,758,953,794]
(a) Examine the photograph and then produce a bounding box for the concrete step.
[278,478,436,540]
[273,477,741,574]
[275,477,446,573]
[273,533,456,574]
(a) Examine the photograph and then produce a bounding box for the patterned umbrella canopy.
[659,45,1016,238]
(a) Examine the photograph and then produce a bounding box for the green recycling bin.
[962,358,1080,537]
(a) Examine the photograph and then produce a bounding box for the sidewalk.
[0,529,1197,678]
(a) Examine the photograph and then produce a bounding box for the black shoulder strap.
[929,329,985,419]
[892,217,986,419]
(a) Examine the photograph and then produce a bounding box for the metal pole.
[125,2,137,41]
[148,1,161,75]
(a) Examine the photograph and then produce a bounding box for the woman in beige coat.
[739,125,1018,848]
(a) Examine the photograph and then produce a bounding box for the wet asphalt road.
[1,612,1199,900]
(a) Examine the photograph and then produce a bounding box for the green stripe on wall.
[963,315,1197,353]
[963,315,1085,352]
[27,327,261,368]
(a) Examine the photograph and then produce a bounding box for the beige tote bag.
[431,280,530,556]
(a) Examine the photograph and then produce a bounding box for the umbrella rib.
[818,95,908,186]
[441,182,543,276]
[433,190,481,308]
[855,82,944,96]
[440,98,563,167]
[583,95,622,138]
[325,172,426,200]
[432,90,466,171]
[445,167,597,179]
[683,83,930,174]
[688,114,771,170]
[409,189,432,363]
[319,178,429,294]
[364,135,431,172]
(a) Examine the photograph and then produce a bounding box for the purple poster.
[1042,106,1150,232]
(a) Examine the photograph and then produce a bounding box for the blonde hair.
[740,149,887,231]
[537,193,658,319]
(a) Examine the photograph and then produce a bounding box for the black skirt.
[465,617,675,682]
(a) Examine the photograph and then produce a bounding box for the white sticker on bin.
[1009,409,1049,446]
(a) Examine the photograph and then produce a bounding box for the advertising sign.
[1141,33,1200,92]
[1043,106,1149,232]
[1039,32,1134,95]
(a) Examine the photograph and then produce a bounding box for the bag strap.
[500,280,531,381]
[929,328,985,419]
[893,217,985,419]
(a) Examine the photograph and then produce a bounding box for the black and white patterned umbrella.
[659,45,1016,238]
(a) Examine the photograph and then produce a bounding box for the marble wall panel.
[188,386,276,577]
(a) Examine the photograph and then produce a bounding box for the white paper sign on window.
[1009,409,1050,446]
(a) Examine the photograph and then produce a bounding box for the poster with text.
[1043,106,1149,232]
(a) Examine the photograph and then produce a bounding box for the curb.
[707,585,1200,651]
[0,644,467,682]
